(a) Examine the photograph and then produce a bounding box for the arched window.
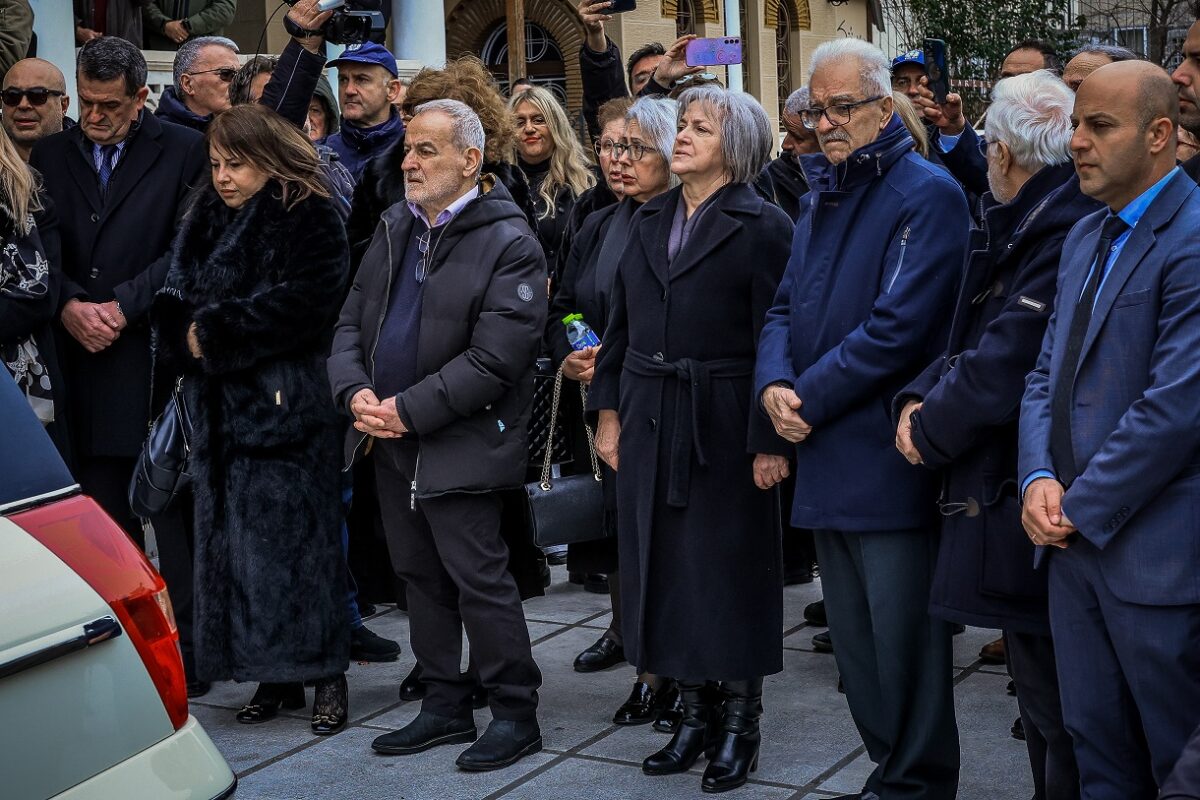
[776,0,792,123]
[739,1,750,92]
[480,20,568,105]
[676,0,697,37]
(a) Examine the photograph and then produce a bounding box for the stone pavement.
[191,569,1034,800]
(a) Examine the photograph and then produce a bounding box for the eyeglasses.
[2,87,65,107]
[613,142,647,161]
[977,137,991,158]
[594,139,617,157]
[800,95,885,130]
[187,67,238,82]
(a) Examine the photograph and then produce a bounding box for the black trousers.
[76,455,143,548]
[154,497,197,680]
[1005,630,1079,800]
[814,528,959,800]
[374,440,541,721]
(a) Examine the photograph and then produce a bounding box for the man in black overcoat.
[31,37,206,685]
[894,70,1102,800]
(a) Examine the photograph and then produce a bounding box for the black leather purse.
[524,366,606,548]
[129,377,192,519]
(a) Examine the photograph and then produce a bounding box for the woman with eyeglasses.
[550,96,683,727]
[508,85,595,268]
[153,104,351,736]
[590,87,794,793]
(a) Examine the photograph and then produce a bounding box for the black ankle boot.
[701,678,763,793]
[312,673,349,735]
[643,682,720,775]
[236,681,305,723]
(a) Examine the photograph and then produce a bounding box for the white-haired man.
[755,38,971,800]
[328,99,546,771]
[154,35,240,130]
[894,70,1103,800]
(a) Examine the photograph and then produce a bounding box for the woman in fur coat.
[154,104,351,735]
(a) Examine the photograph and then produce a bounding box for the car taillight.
[11,495,189,730]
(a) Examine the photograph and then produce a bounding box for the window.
[677,0,697,38]
[777,1,792,123]
[1112,26,1148,57]
[480,20,568,105]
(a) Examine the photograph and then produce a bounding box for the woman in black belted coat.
[590,87,793,794]
[153,106,350,735]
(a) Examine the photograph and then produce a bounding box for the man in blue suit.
[1019,60,1200,799]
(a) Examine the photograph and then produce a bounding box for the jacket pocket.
[1111,288,1152,309]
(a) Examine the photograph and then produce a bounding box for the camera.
[284,0,386,46]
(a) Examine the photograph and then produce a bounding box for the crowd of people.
[6,0,1200,796]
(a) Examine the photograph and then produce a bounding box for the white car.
[0,374,236,799]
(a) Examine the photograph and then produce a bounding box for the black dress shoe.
[568,571,585,585]
[455,718,542,771]
[784,565,814,586]
[613,682,657,725]
[545,549,568,566]
[1006,680,1017,696]
[574,635,625,673]
[1011,716,1025,741]
[350,624,402,662]
[236,682,305,723]
[652,683,682,733]
[804,599,827,626]
[812,630,833,652]
[357,600,378,618]
[372,711,477,755]
[399,663,426,702]
[583,573,609,593]
[311,673,348,735]
[186,680,211,699]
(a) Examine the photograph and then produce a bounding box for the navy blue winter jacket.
[755,115,971,531]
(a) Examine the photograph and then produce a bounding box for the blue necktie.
[98,145,117,192]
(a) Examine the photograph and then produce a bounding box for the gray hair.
[173,36,239,93]
[413,99,486,173]
[807,39,891,99]
[626,97,681,189]
[1070,43,1139,63]
[783,86,810,117]
[984,70,1074,171]
[674,86,773,184]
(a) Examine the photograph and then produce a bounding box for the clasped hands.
[62,298,125,353]
[1021,478,1076,549]
[351,388,409,439]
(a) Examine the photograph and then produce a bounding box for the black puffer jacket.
[345,133,538,271]
[328,176,548,495]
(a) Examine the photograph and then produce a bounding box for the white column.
[391,0,446,69]
[30,0,78,118]
[723,0,742,91]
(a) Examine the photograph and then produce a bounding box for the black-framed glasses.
[977,137,991,158]
[613,142,646,161]
[594,138,618,157]
[2,87,64,107]
[187,67,238,82]
[800,95,885,130]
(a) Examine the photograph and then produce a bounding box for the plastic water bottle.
[563,313,601,350]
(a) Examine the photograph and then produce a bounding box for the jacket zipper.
[345,217,396,470]
[410,450,421,509]
[885,226,911,293]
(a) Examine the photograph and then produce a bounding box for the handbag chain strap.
[540,365,603,490]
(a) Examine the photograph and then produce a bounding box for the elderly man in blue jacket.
[1019,61,1200,799]
[755,38,971,800]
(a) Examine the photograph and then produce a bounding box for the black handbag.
[129,377,193,519]
[527,357,572,466]
[524,366,607,548]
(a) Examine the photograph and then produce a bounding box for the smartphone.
[685,37,743,67]
[609,0,636,12]
[923,38,950,104]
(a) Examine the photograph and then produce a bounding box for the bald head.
[1072,60,1177,210]
[1,59,69,162]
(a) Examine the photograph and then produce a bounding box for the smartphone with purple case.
[684,37,743,67]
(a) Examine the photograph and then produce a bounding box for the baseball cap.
[328,42,398,78]
[891,49,926,73]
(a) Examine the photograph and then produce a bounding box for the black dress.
[519,156,579,270]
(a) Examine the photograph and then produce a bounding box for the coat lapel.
[100,113,163,225]
[65,131,103,214]
[636,194,673,290]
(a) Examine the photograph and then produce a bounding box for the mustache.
[818,130,852,146]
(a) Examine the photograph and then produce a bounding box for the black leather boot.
[701,678,763,793]
[235,682,305,723]
[642,682,721,775]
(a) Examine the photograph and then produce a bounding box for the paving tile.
[497,756,796,800]
[233,725,555,800]
[189,701,320,776]
[521,574,613,625]
[954,626,1004,670]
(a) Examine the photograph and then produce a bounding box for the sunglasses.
[2,87,65,107]
[187,67,238,82]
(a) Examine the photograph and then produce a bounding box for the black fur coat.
[154,183,351,683]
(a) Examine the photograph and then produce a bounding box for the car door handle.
[0,616,122,681]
